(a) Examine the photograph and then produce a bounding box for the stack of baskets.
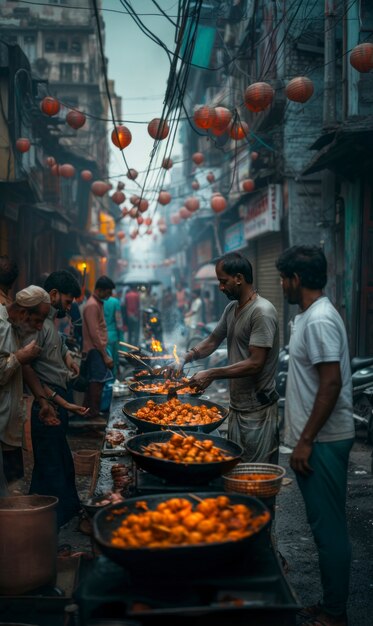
[223,463,286,498]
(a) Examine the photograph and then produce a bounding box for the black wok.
[125,431,242,484]
[122,395,229,433]
[93,492,270,576]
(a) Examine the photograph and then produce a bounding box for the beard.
[55,301,67,318]
[223,291,239,301]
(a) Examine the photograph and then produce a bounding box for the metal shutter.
[256,234,284,346]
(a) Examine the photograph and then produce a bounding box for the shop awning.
[194,263,216,281]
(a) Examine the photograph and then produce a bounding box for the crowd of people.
[0,246,356,626]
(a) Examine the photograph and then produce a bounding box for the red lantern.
[210,107,232,136]
[130,195,140,206]
[40,96,60,116]
[192,152,204,165]
[244,82,274,112]
[184,197,200,213]
[191,180,200,190]
[162,157,173,170]
[242,179,255,193]
[251,151,258,161]
[121,207,128,217]
[158,191,171,205]
[229,121,249,140]
[127,168,138,180]
[59,163,76,178]
[81,169,93,181]
[130,229,138,239]
[117,231,126,240]
[350,43,373,73]
[211,194,227,213]
[66,110,86,129]
[171,213,181,225]
[180,207,192,219]
[138,199,149,213]
[15,138,31,153]
[144,216,152,226]
[91,180,110,197]
[148,118,169,140]
[285,77,314,103]
[129,207,138,218]
[206,172,215,184]
[46,156,55,167]
[111,191,126,205]
[111,125,132,150]
[193,105,216,130]
[137,215,144,225]
[50,164,60,176]
[117,181,125,190]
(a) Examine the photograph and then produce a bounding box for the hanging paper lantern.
[130,195,140,206]
[179,206,192,219]
[148,118,169,140]
[244,82,274,112]
[111,125,132,150]
[158,191,171,205]
[184,197,200,213]
[59,163,76,178]
[285,77,314,103]
[138,199,149,213]
[211,194,227,213]
[127,168,138,180]
[251,151,258,161]
[137,215,144,225]
[15,138,31,153]
[192,152,204,165]
[91,180,110,197]
[121,207,128,217]
[171,213,181,225]
[146,228,153,235]
[206,172,215,184]
[117,181,125,190]
[50,164,60,176]
[229,121,249,140]
[46,156,56,167]
[66,110,86,129]
[191,180,200,190]
[349,43,373,73]
[162,157,173,170]
[117,231,126,240]
[129,207,138,218]
[210,107,232,136]
[40,96,60,116]
[130,230,138,239]
[193,105,216,130]
[81,169,93,181]
[111,191,126,205]
[242,179,255,193]
[159,224,167,234]
[144,216,152,226]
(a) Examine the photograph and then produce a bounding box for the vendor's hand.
[38,401,60,426]
[65,352,80,376]
[15,340,41,365]
[67,404,90,416]
[104,355,114,369]
[189,369,214,391]
[164,358,185,380]
[290,440,313,476]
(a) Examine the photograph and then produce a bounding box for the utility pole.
[323,0,337,129]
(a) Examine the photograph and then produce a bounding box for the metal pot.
[0,495,58,595]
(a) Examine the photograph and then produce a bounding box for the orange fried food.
[134,398,223,426]
[133,377,198,395]
[109,496,270,550]
[233,473,279,481]
[142,433,233,463]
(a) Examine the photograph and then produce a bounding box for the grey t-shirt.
[212,295,279,411]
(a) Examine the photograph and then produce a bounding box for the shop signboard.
[224,221,246,252]
[243,184,282,240]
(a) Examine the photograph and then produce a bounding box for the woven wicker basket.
[73,450,99,476]
[223,462,286,498]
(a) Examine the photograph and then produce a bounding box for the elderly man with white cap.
[0,285,50,496]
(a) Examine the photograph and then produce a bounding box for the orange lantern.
[251,151,258,161]
[129,207,138,218]
[127,168,138,180]
[158,191,171,205]
[117,231,126,240]
[137,215,144,225]
[81,169,93,181]
[111,125,132,150]
[162,157,173,169]
[171,213,181,225]
[285,77,314,103]
[184,197,200,212]
[148,118,169,140]
[210,107,232,136]
[193,105,216,130]
[211,194,227,213]
[50,164,60,176]
[242,179,255,193]
[191,180,200,190]
[244,82,274,112]
[59,163,76,178]
[46,156,55,167]
[138,199,149,213]
[15,138,31,153]
[91,180,110,197]
[349,43,373,73]
[229,121,249,140]
[180,206,192,219]
[66,110,86,129]
[144,216,152,226]
[206,172,215,184]
[111,190,126,205]
[40,96,60,116]
[192,152,204,165]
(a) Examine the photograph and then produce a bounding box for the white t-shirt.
[285,296,354,447]
[185,297,203,327]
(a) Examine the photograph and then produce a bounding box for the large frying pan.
[128,381,202,398]
[122,396,229,433]
[125,431,242,485]
[93,492,270,576]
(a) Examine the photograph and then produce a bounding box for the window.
[45,39,55,52]
[60,63,73,82]
[24,35,35,44]
[58,40,68,53]
[71,39,81,54]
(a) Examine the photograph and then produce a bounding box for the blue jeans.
[296,439,354,616]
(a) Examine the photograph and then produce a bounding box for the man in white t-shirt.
[276,245,354,626]
[184,288,203,328]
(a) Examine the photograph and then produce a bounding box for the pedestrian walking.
[169,252,280,463]
[203,290,213,323]
[125,286,140,346]
[276,245,354,626]
[184,288,204,328]
[104,292,123,378]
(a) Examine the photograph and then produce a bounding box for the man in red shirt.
[125,286,140,346]
[83,276,115,418]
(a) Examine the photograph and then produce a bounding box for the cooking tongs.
[167,379,197,399]
[124,352,167,377]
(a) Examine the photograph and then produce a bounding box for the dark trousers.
[127,316,139,346]
[29,386,80,527]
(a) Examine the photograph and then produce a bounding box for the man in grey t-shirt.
[171,252,280,463]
